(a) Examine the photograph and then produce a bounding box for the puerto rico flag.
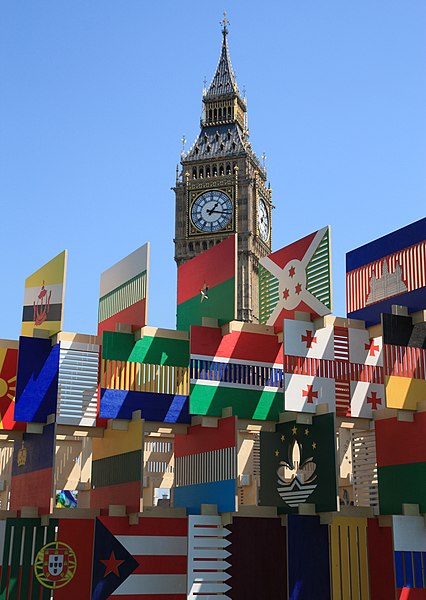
[92,516,187,599]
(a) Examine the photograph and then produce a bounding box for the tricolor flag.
[348,329,383,367]
[98,243,150,336]
[284,373,336,413]
[283,319,334,360]
[259,226,332,331]
[21,250,67,337]
[91,516,188,600]
[392,516,426,594]
[177,235,237,331]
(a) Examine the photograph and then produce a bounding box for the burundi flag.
[92,516,188,599]
[177,235,237,331]
[21,250,68,337]
[259,226,332,330]
[259,412,337,513]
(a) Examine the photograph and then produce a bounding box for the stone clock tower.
[174,15,273,322]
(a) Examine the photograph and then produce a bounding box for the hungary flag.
[177,235,237,331]
[259,412,337,513]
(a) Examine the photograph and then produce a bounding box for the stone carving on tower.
[173,13,273,323]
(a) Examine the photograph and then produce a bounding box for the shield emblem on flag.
[34,541,77,589]
[47,549,66,577]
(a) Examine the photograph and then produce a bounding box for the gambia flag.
[21,250,67,338]
[259,226,332,331]
[91,516,188,599]
[177,235,237,331]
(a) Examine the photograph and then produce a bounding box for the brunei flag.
[21,250,68,337]
[177,235,237,331]
[259,226,332,331]
[91,516,188,600]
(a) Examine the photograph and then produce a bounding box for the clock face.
[191,190,233,233]
[258,198,269,242]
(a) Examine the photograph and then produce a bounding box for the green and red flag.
[259,412,337,513]
[259,226,332,331]
[177,235,237,331]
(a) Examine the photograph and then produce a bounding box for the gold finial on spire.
[221,10,229,37]
[181,134,187,157]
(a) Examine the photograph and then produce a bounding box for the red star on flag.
[301,329,317,348]
[283,288,290,299]
[302,385,318,404]
[100,551,125,577]
[295,283,302,295]
[364,338,380,356]
[367,391,382,410]
[289,266,296,278]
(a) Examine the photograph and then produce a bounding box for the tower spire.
[205,11,239,99]
[221,9,229,38]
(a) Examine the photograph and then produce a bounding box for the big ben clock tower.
[174,14,273,322]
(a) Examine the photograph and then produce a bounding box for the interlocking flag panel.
[283,318,385,418]
[382,313,426,411]
[92,516,187,600]
[259,226,332,330]
[10,423,55,514]
[177,235,237,331]
[0,341,24,431]
[99,330,190,423]
[392,516,426,594]
[14,336,60,423]
[376,412,426,514]
[190,324,284,420]
[21,250,68,338]
[98,242,150,336]
[346,216,426,326]
[260,412,337,513]
[90,419,143,514]
[174,416,237,514]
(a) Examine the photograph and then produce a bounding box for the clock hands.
[207,209,232,215]
[206,202,218,216]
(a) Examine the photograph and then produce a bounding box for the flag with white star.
[259,412,337,513]
[258,226,332,331]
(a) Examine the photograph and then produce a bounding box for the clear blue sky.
[0,1,425,340]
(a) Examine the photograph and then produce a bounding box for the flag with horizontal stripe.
[346,217,426,326]
[177,235,237,331]
[98,243,150,336]
[21,250,67,337]
[259,226,332,330]
[393,516,426,594]
[92,516,188,600]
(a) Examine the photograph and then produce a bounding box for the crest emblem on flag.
[34,541,77,589]
[259,226,332,330]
